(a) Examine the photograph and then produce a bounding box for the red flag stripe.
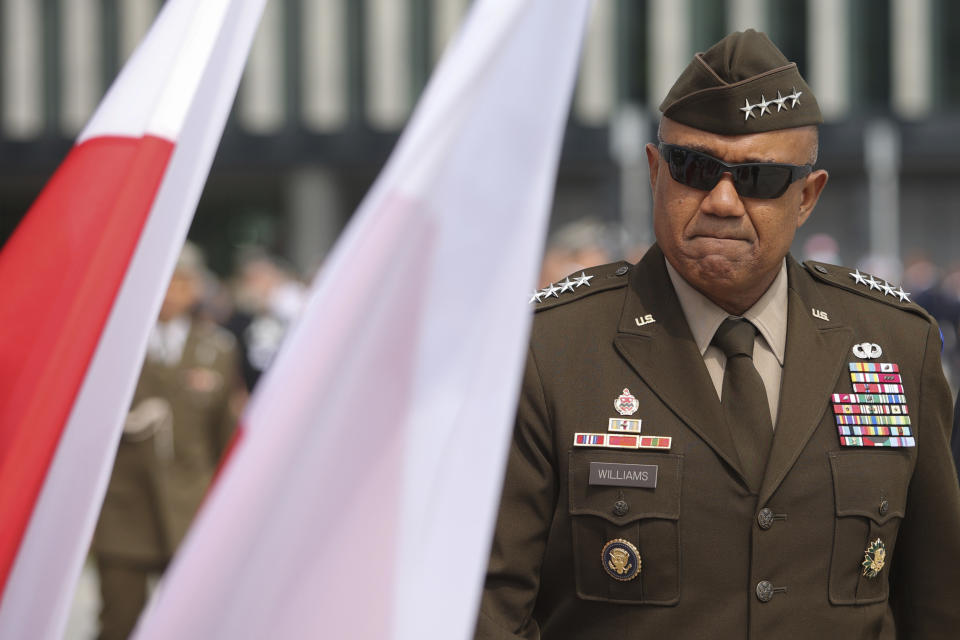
[0,134,174,595]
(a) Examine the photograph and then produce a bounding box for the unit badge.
[614,388,638,416]
[601,538,641,582]
[862,538,886,578]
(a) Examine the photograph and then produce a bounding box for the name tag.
[589,462,658,488]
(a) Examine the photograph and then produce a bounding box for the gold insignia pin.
[601,538,641,582]
[862,538,886,578]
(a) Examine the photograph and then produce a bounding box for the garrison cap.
[659,29,822,135]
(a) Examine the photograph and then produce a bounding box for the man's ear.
[797,169,829,227]
[645,143,660,193]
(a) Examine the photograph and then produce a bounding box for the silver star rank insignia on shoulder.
[529,271,595,304]
[848,269,910,302]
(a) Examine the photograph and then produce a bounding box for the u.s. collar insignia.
[852,342,882,359]
[862,538,886,578]
[614,388,638,416]
[602,539,641,582]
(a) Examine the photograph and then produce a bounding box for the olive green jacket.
[93,319,240,562]
[476,245,960,639]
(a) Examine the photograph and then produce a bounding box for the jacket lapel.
[613,245,747,484]
[758,257,852,504]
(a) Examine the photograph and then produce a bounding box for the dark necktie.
[713,317,773,491]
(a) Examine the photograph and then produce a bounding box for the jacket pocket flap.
[829,451,909,524]
[568,450,682,524]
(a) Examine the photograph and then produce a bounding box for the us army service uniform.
[475,246,960,639]
[93,318,240,640]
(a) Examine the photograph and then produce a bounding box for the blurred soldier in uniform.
[476,30,960,639]
[93,243,242,640]
[225,250,306,391]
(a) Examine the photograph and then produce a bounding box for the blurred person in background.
[538,217,615,288]
[225,249,307,391]
[801,232,840,265]
[92,242,243,640]
[903,253,960,389]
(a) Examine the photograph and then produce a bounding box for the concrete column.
[891,0,932,118]
[239,0,286,134]
[430,0,470,63]
[610,104,652,250]
[118,0,160,62]
[302,0,349,131]
[574,0,616,126]
[648,0,690,111]
[807,0,849,120]
[365,0,412,129]
[286,167,345,275]
[728,0,767,33]
[60,0,101,134]
[865,119,901,263]
[2,0,44,138]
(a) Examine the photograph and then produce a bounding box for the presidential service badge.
[602,539,641,582]
[862,538,886,578]
[614,388,638,416]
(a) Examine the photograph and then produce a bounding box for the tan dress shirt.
[665,258,788,427]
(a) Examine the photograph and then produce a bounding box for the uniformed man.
[476,30,960,639]
[93,243,242,640]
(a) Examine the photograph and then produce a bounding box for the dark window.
[849,0,891,111]
[618,0,648,104]
[934,0,960,109]
[690,0,728,54]
[766,0,808,78]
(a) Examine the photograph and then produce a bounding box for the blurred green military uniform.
[92,246,241,640]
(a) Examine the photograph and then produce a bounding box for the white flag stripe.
[0,1,267,637]
[135,0,591,638]
[137,194,432,639]
[80,1,235,142]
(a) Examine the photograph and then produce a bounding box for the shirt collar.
[665,257,788,365]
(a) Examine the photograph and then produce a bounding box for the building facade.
[2,0,960,275]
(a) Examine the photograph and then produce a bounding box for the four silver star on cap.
[740,87,802,121]
[530,271,594,304]
[848,269,911,302]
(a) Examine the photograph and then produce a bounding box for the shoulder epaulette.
[530,261,631,312]
[803,260,933,322]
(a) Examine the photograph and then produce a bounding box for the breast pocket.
[828,450,910,605]
[567,450,682,605]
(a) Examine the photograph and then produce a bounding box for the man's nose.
[700,174,746,217]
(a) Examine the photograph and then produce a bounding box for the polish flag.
[0,1,266,636]
[134,0,591,638]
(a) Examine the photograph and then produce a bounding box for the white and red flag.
[0,1,266,636]
[135,0,591,638]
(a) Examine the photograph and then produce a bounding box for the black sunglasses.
[658,143,813,199]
